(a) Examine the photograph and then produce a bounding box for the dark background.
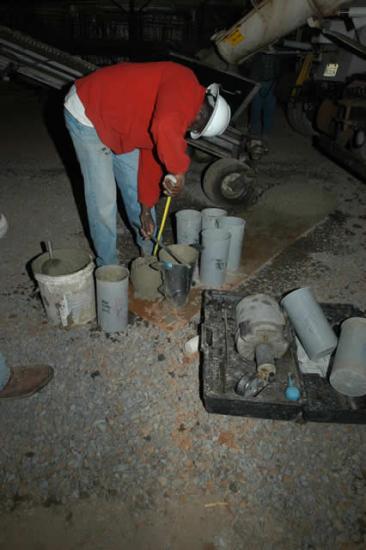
[0,0,250,63]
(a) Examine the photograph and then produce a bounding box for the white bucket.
[32,249,96,327]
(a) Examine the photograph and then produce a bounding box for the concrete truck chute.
[213,0,350,65]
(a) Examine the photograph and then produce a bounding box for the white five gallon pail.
[32,249,96,327]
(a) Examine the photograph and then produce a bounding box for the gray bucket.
[176,209,202,245]
[200,228,231,287]
[32,248,96,327]
[95,265,129,332]
[281,287,338,360]
[217,216,246,271]
[201,208,227,230]
[159,244,198,269]
[160,263,194,307]
[330,317,366,397]
[159,245,198,307]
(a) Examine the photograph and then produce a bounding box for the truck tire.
[203,158,256,208]
[287,99,315,137]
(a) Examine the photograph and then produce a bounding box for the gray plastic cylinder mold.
[200,228,231,287]
[217,216,246,271]
[281,287,337,360]
[201,208,227,230]
[330,317,366,397]
[176,209,202,245]
[95,265,129,332]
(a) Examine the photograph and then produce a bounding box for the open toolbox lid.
[201,290,366,424]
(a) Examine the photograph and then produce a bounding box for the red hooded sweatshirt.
[76,61,205,208]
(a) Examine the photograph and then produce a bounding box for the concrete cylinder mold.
[281,287,337,360]
[330,317,366,397]
[218,216,246,271]
[200,228,231,287]
[176,209,202,245]
[95,265,129,333]
[201,208,227,231]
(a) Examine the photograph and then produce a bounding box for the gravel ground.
[1,82,366,550]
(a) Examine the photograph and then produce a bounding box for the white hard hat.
[190,83,231,140]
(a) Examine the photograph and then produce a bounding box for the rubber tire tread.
[203,158,256,208]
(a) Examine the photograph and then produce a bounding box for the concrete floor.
[1,81,366,550]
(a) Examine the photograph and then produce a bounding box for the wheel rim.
[220,171,253,200]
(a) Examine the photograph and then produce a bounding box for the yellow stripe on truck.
[224,28,245,46]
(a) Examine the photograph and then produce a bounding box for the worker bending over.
[64,61,231,265]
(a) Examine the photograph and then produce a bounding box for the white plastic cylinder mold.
[330,317,366,397]
[281,287,337,360]
[201,208,227,231]
[95,265,129,333]
[200,228,231,287]
[176,209,202,245]
[217,216,246,271]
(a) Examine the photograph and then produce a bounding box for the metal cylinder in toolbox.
[281,287,337,360]
[200,228,231,287]
[32,249,96,327]
[201,208,227,230]
[217,216,246,271]
[235,294,288,361]
[95,265,129,332]
[330,317,366,397]
[176,209,202,245]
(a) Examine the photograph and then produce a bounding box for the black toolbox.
[201,290,366,424]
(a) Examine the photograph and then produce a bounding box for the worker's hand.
[162,174,185,197]
[140,205,155,239]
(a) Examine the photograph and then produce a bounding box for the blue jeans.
[0,353,10,391]
[64,108,156,266]
[250,80,277,139]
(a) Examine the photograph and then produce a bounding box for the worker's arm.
[140,205,155,238]
[150,69,204,197]
[151,110,191,192]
